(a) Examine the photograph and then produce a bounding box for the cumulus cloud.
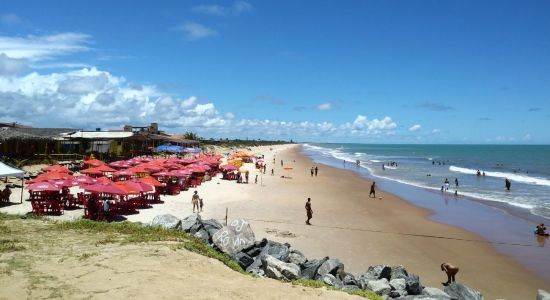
[409,124,422,131]
[316,102,332,111]
[0,54,27,75]
[174,22,217,41]
[342,115,397,135]
[432,128,441,134]
[192,1,252,16]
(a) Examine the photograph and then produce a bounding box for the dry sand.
[2,144,549,299]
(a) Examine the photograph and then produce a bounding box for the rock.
[193,229,209,242]
[150,214,181,229]
[364,265,392,281]
[202,219,223,237]
[300,257,328,280]
[261,255,301,280]
[288,250,307,266]
[390,278,408,297]
[180,214,201,232]
[422,287,450,299]
[249,268,264,277]
[321,274,343,288]
[265,241,290,262]
[342,273,358,286]
[443,283,483,300]
[212,218,255,256]
[316,258,344,277]
[234,252,255,269]
[343,285,360,292]
[189,222,203,234]
[398,296,448,300]
[391,265,409,280]
[539,290,550,300]
[406,274,423,295]
[367,278,392,296]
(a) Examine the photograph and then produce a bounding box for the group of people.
[309,166,319,177]
[535,223,548,236]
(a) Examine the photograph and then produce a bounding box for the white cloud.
[342,115,397,135]
[523,133,532,141]
[0,53,27,75]
[316,102,332,111]
[192,1,252,16]
[409,124,422,131]
[0,33,91,61]
[0,13,22,25]
[432,128,441,134]
[174,22,217,41]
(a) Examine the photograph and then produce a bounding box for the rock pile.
[150,214,486,299]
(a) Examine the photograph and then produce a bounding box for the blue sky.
[0,0,549,143]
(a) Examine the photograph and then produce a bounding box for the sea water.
[302,144,550,220]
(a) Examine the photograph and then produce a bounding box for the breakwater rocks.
[151,214,486,299]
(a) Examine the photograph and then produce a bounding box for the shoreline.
[1,144,549,298]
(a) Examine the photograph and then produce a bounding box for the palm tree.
[183,132,200,141]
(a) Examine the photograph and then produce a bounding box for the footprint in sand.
[265,228,297,238]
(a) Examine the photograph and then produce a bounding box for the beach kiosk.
[0,161,25,203]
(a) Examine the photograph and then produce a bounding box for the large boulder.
[406,274,423,295]
[300,257,328,280]
[288,250,307,266]
[212,218,255,256]
[342,273,358,286]
[245,241,290,273]
[366,278,392,296]
[261,255,301,280]
[365,265,392,280]
[321,274,343,288]
[180,214,201,232]
[193,229,209,242]
[150,214,181,229]
[391,265,409,280]
[422,287,450,299]
[539,290,550,300]
[234,252,255,269]
[243,238,268,258]
[390,278,408,297]
[202,219,223,237]
[443,283,483,300]
[316,258,344,278]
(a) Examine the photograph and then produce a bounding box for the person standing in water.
[505,178,511,191]
[305,198,313,225]
[454,178,459,188]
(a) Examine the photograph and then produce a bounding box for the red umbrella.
[81,165,117,174]
[95,177,113,184]
[138,176,164,187]
[31,172,73,182]
[49,179,78,188]
[152,171,171,177]
[26,182,61,192]
[121,180,154,193]
[113,170,135,177]
[84,183,129,195]
[83,159,105,167]
[80,168,103,175]
[42,165,71,173]
[109,161,132,168]
[220,164,238,171]
[74,176,97,185]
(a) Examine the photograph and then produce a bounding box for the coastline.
[2,144,549,298]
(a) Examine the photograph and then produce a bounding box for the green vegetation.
[0,238,25,253]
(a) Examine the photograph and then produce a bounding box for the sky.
[0,0,549,144]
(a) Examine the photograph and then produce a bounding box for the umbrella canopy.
[74,176,97,185]
[155,145,184,153]
[220,164,238,171]
[26,182,61,192]
[80,168,103,175]
[113,170,135,177]
[180,158,197,165]
[81,165,117,174]
[95,177,113,184]
[84,183,128,195]
[138,176,164,187]
[30,172,73,183]
[42,165,71,173]
[109,161,132,168]
[83,159,105,167]
[152,171,171,177]
[119,180,154,193]
[49,179,78,188]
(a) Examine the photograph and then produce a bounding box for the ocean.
[302,143,550,220]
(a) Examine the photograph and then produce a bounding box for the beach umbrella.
[84,183,128,195]
[180,158,197,165]
[49,179,78,188]
[42,165,71,173]
[32,172,73,182]
[123,180,154,193]
[74,176,97,186]
[95,177,113,184]
[152,171,171,177]
[220,164,238,171]
[113,170,135,177]
[83,159,105,167]
[80,168,103,175]
[283,165,294,170]
[138,176,164,187]
[109,161,132,168]
[26,182,61,192]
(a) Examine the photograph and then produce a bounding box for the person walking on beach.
[255,174,258,184]
[305,198,313,225]
[192,191,201,213]
[263,165,266,174]
[369,182,376,198]
[314,166,318,176]
[310,167,314,177]
[271,168,274,176]
[505,178,511,191]
[441,263,459,286]
[281,160,283,166]
[454,178,459,188]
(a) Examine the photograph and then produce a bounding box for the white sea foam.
[449,166,550,187]
[370,159,382,163]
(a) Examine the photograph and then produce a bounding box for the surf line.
[245,218,537,248]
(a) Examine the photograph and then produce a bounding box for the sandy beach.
[2,144,549,299]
